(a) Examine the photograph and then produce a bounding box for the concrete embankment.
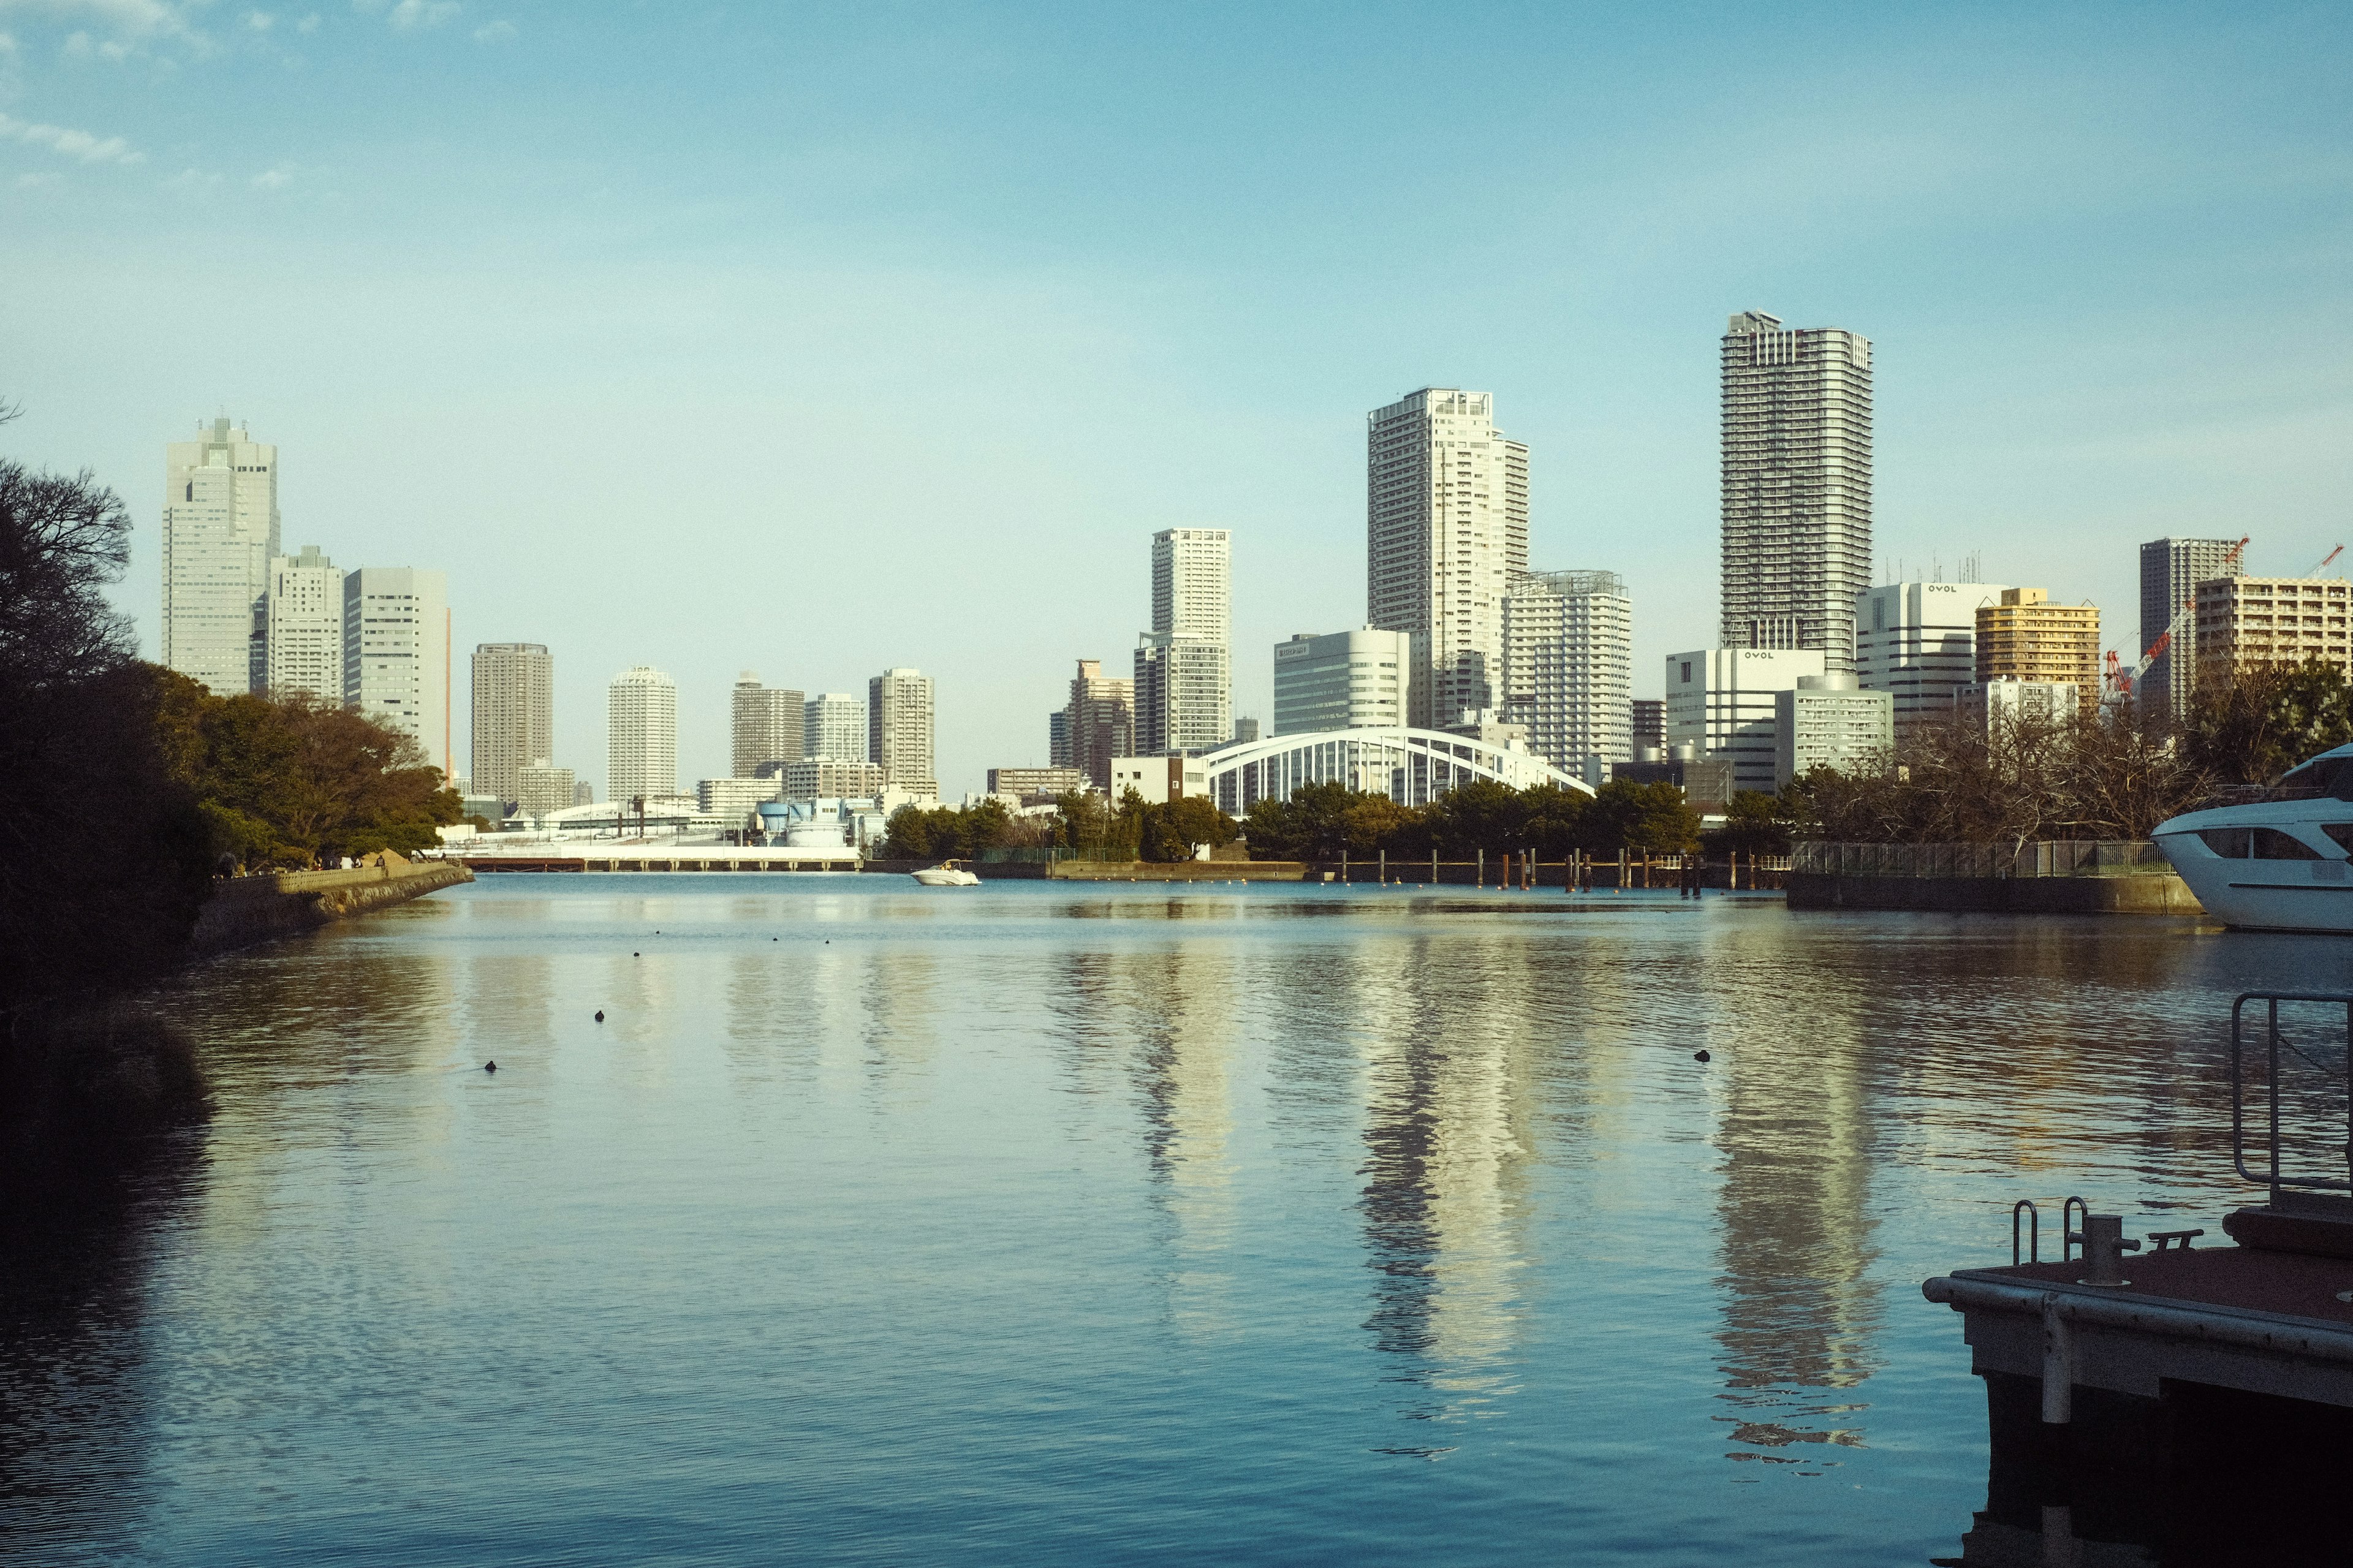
[1786,871,2202,915]
[189,861,474,955]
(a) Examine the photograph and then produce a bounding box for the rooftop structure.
[1855,581,2012,730]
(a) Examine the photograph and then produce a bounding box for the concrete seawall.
[1786,871,2203,915]
[189,862,474,955]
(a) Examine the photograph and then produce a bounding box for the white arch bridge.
[1203,727,1593,815]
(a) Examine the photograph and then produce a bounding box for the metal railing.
[1790,840,2172,880]
[2230,991,2353,1203]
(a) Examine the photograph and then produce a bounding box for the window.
[2256,828,2324,860]
[2324,825,2353,855]
[2198,828,2250,858]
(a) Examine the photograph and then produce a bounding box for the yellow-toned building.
[1974,588,2100,713]
[2193,576,2353,684]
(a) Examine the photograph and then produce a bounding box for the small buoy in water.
[594,1010,605,1023]
[633,952,640,957]
[1693,1050,1711,1063]
[485,1061,497,1073]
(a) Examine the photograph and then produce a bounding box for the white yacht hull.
[2154,761,2353,932]
[910,866,980,887]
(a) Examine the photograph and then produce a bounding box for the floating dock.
[1923,991,2353,1564]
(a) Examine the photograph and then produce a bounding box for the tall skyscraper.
[868,668,938,798]
[2139,538,2246,727]
[1501,569,1633,775]
[344,567,450,778]
[732,672,806,778]
[1854,581,2012,730]
[162,417,280,695]
[1720,312,1873,674]
[260,546,344,702]
[471,642,554,808]
[1366,388,1528,727]
[1134,527,1233,756]
[1064,659,1134,790]
[608,665,678,803]
[804,693,866,762]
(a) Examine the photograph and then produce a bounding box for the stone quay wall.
[190,862,474,955]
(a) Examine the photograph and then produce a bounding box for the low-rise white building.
[517,762,576,820]
[1956,678,2081,734]
[1665,648,1825,795]
[698,776,783,825]
[1855,581,2011,729]
[1106,754,1210,805]
[1773,675,1894,789]
[782,757,887,798]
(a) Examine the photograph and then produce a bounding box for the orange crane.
[2109,534,2249,702]
[2310,545,2344,577]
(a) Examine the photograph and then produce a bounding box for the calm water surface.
[4,879,2347,1564]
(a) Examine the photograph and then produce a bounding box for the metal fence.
[1789,840,2172,879]
[977,846,1134,865]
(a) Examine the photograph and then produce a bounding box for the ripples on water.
[1,879,2344,1564]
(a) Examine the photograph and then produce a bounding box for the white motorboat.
[910,862,981,887]
[2151,743,2353,932]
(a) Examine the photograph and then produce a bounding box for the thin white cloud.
[0,108,142,163]
[390,0,457,28]
[251,163,292,188]
[0,0,205,53]
[0,28,17,52]
[471,17,510,43]
[15,169,61,187]
[161,164,218,192]
[244,9,272,29]
[294,10,316,30]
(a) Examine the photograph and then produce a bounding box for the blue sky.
[3,1,2347,795]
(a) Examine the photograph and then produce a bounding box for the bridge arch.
[1202,727,1594,815]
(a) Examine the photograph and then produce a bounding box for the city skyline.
[10,7,2346,797]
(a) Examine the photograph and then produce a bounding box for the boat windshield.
[2276,754,2353,801]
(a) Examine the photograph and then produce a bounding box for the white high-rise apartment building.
[344,567,450,778]
[804,693,866,762]
[162,417,280,695]
[1665,647,1825,795]
[2140,537,2246,728]
[1366,388,1528,727]
[1271,628,1412,734]
[1135,527,1233,755]
[471,643,555,808]
[1501,570,1633,775]
[868,668,937,798]
[260,546,344,702]
[608,666,679,804]
[1152,528,1232,642]
[732,672,806,778]
[1721,313,1873,674]
[1854,581,2012,730]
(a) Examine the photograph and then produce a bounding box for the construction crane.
[2309,545,2344,577]
[2108,534,2249,703]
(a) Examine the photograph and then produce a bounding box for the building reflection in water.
[1341,923,1545,1449]
[1702,921,1879,1468]
[1115,942,1241,1340]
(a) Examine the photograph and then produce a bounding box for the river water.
[1,878,2344,1564]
